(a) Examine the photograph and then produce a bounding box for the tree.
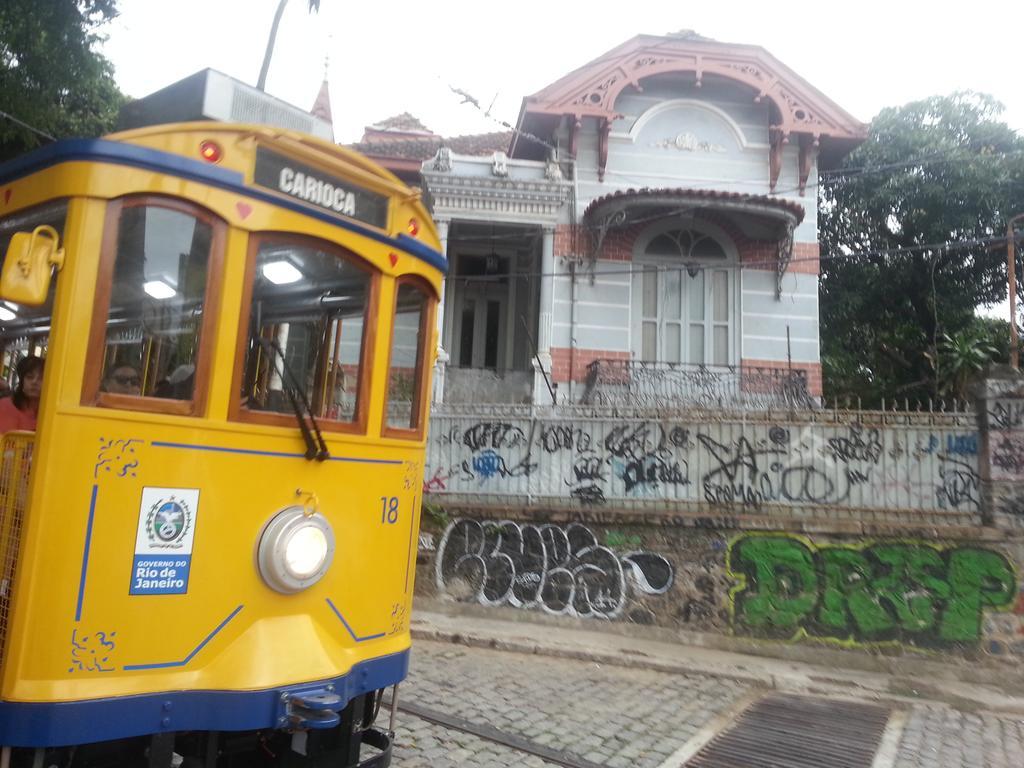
[0,0,125,162]
[819,93,1024,404]
[256,0,321,92]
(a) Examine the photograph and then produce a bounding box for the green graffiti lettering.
[728,535,1017,648]
[868,545,949,633]
[941,548,1017,643]
[819,548,893,637]
[732,536,817,637]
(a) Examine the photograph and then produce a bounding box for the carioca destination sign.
[253,146,389,229]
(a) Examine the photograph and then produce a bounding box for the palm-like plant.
[936,327,999,401]
[257,0,322,91]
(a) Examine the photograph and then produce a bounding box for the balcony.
[581,359,813,410]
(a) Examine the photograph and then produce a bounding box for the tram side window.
[90,199,220,412]
[384,280,432,433]
[0,201,67,393]
[240,238,373,428]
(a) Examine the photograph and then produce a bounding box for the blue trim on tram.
[0,649,409,748]
[0,139,245,189]
[150,441,403,465]
[123,605,244,670]
[326,599,385,642]
[75,484,99,622]
[0,139,448,274]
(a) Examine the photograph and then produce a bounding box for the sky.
[100,0,1024,145]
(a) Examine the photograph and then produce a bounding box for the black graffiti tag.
[988,400,1024,430]
[604,423,665,460]
[826,424,883,464]
[567,454,608,504]
[540,425,594,454]
[992,436,1024,475]
[621,454,689,494]
[936,454,980,508]
[698,434,785,509]
[449,422,528,451]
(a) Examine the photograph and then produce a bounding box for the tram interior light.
[143,279,176,299]
[262,260,303,285]
[319,293,352,306]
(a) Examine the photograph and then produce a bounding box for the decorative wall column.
[432,218,450,404]
[976,367,1024,529]
[533,225,556,404]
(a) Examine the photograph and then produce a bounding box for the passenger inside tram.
[0,201,63,430]
[0,355,43,434]
[101,364,142,396]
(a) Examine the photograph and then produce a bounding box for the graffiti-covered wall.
[417,386,1024,662]
[423,408,980,518]
[417,516,1024,658]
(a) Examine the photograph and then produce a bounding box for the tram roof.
[0,125,447,275]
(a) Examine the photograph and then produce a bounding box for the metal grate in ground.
[686,693,892,768]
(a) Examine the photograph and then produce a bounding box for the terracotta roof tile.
[348,131,513,162]
[370,112,433,133]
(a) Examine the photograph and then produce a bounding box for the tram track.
[384,696,609,768]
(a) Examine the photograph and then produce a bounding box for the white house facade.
[412,33,866,405]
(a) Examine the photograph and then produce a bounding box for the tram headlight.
[285,526,329,579]
[257,507,335,593]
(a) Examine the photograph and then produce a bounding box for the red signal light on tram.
[407,218,420,237]
[199,140,223,164]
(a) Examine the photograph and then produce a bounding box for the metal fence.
[581,360,815,410]
[0,432,32,666]
[422,404,980,518]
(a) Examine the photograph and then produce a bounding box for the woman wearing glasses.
[102,364,142,396]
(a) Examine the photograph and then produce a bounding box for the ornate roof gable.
[513,34,868,186]
[522,34,865,139]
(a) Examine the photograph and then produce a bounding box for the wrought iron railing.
[581,359,814,409]
[0,432,32,667]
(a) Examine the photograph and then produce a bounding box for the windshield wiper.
[255,336,330,462]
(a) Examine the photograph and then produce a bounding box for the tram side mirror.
[1,225,65,306]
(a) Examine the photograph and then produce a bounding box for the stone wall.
[416,511,1024,662]
[415,371,1024,665]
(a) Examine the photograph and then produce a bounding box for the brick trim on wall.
[549,347,629,383]
[741,357,822,397]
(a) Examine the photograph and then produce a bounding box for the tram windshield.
[240,237,372,425]
[0,201,66,388]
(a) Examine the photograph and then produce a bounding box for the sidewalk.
[411,603,1024,717]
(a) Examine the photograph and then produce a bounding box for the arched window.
[383,277,435,436]
[84,196,225,415]
[632,224,735,366]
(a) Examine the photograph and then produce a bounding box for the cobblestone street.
[895,704,1024,768]
[393,640,751,768]
[391,639,1024,768]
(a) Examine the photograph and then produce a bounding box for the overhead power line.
[0,109,55,142]
[438,233,1013,284]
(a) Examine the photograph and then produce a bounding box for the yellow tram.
[0,122,441,766]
